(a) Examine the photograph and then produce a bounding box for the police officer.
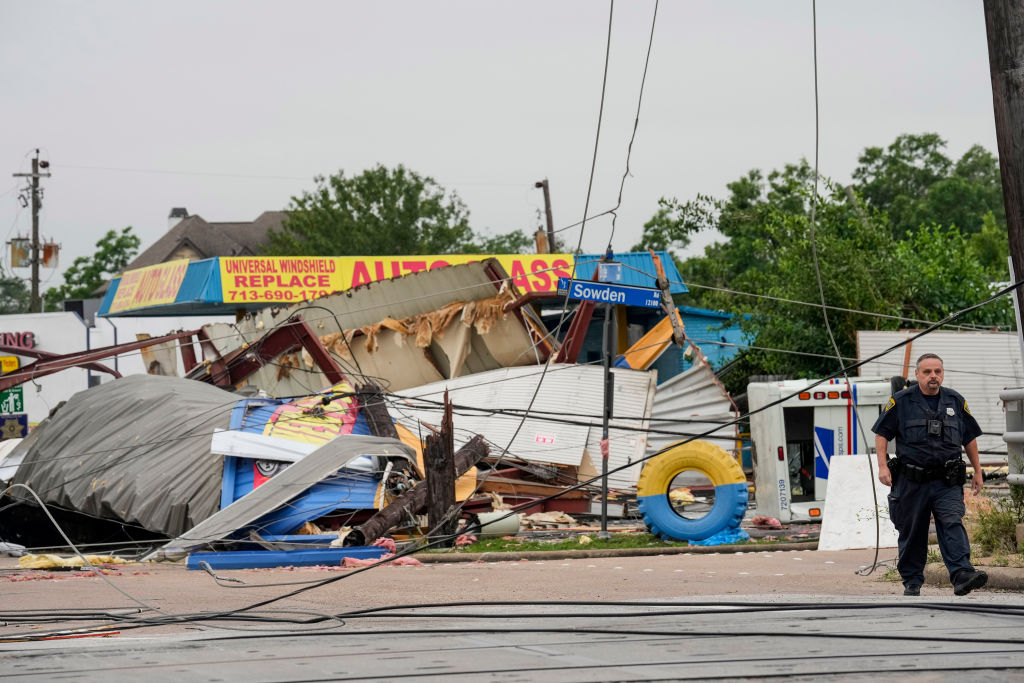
[872,353,986,597]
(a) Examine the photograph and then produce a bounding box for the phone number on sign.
[226,290,330,302]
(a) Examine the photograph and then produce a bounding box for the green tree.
[266,164,529,257]
[851,133,1005,239]
[0,276,29,314]
[44,227,140,310]
[968,211,1011,276]
[470,229,534,254]
[634,154,1013,391]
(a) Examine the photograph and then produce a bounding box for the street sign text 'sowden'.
[557,277,661,308]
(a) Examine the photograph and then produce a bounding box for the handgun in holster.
[887,457,902,481]
[944,459,967,486]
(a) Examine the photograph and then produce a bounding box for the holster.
[944,459,967,486]
[887,457,902,481]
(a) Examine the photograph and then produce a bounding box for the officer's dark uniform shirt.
[871,385,982,467]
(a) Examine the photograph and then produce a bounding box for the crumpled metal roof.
[10,375,236,536]
[203,258,544,395]
[389,363,656,488]
[647,344,740,456]
[150,434,415,560]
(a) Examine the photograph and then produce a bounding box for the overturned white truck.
[748,377,892,523]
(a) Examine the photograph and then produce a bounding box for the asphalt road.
[3,549,1024,681]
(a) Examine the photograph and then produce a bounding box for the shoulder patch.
[884,397,895,412]
[963,400,971,415]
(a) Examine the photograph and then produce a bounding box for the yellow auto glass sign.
[220,254,575,303]
[109,259,190,313]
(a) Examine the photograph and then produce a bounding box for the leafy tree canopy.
[44,227,140,311]
[0,276,29,314]
[851,133,1005,240]
[633,137,1013,391]
[265,164,531,257]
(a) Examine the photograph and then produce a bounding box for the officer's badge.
[963,400,972,415]
[884,397,895,412]
[946,407,955,416]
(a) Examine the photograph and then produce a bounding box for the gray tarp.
[10,375,236,536]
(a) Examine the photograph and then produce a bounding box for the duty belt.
[888,458,967,486]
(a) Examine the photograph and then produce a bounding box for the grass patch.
[926,548,941,564]
[976,553,1024,568]
[974,486,1024,555]
[881,567,901,583]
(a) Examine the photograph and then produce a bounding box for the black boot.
[953,569,988,596]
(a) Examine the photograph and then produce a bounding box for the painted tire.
[637,440,748,542]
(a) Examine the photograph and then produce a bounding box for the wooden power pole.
[984,1,1024,347]
[12,149,51,313]
[534,179,556,252]
[424,390,458,546]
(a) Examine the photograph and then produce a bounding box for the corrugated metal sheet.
[576,251,688,294]
[857,330,1024,458]
[388,363,655,489]
[647,348,740,457]
[10,375,236,536]
[206,259,543,396]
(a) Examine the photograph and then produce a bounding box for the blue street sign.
[557,277,661,308]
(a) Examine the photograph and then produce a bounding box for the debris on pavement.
[18,554,131,569]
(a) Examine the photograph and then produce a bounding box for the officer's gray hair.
[916,353,943,367]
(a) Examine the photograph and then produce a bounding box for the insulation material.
[432,318,473,379]
[9,375,236,536]
[647,345,740,457]
[202,259,545,398]
[857,330,1024,459]
[389,364,655,489]
[18,554,130,569]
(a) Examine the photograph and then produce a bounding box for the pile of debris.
[0,258,740,567]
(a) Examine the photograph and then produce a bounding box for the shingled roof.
[123,210,287,271]
[93,210,287,297]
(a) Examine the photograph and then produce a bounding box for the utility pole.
[534,179,556,252]
[12,149,51,313]
[983,1,1024,353]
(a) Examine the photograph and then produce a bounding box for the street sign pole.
[599,301,614,540]
[557,273,661,538]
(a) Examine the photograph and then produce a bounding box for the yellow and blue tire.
[637,440,748,542]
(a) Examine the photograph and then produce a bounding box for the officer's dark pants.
[887,476,974,588]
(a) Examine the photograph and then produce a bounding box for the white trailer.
[857,330,1023,462]
[748,377,891,522]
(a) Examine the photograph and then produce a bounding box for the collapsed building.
[0,253,741,558]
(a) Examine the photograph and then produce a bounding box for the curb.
[416,540,818,563]
[924,562,1024,592]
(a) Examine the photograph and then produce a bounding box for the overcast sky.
[0,1,999,288]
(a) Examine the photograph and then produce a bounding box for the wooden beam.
[346,433,490,546]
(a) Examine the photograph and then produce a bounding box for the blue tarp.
[688,526,751,546]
